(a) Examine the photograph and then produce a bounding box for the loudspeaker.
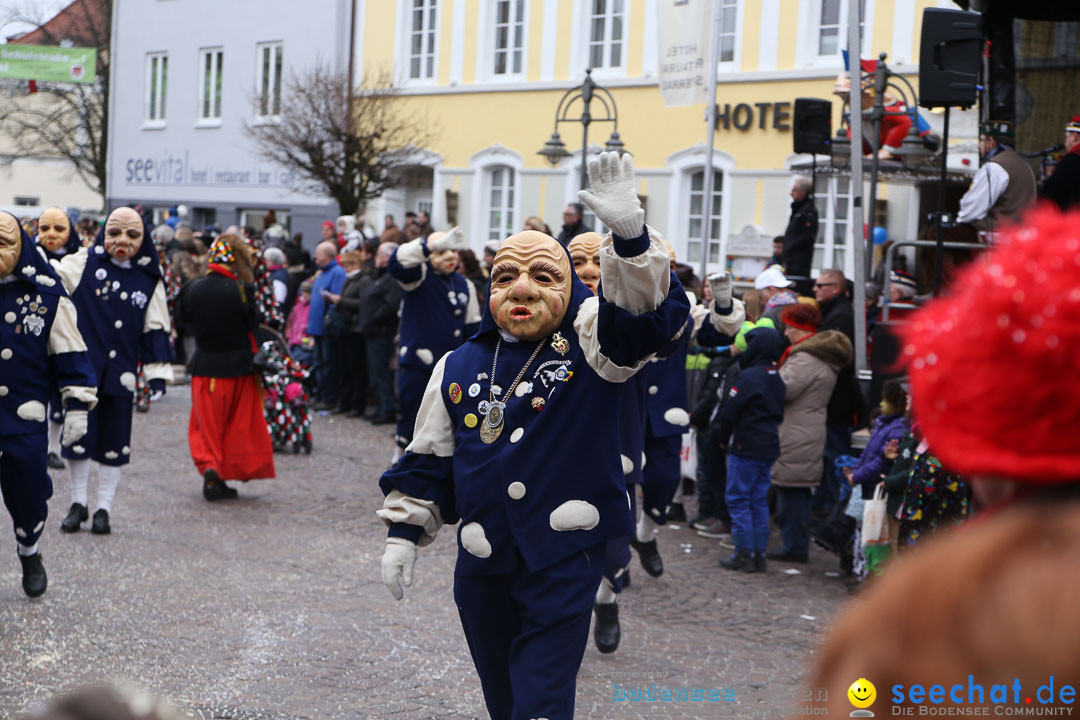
[919,8,982,109]
[793,98,832,155]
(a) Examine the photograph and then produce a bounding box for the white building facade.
[106,0,358,241]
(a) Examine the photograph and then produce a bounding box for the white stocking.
[47,420,61,456]
[596,580,617,605]
[97,465,121,513]
[672,481,684,503]
[636,513,657,543]
[17,541,39,556]
[67,458,90,507]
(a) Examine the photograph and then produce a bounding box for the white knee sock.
[17,542,39,557]
[67,458,90,506]
[636,514,657,543]
[596,581,617,605]
[672,482,684,503]
[47,421,61,455]
[97,465,121,513]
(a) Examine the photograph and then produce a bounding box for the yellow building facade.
[358,0,954,279]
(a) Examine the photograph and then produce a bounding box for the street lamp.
[536,69,625,192]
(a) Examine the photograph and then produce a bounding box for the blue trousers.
[775,486,813,555]
[395,365,431,449]
[725,455,772,553]
[454,544,604,720]
[313,335,341,405]
[60,394,133,466]
[814,424,851,512]
[0,432,51,549]
[640,433,681,525]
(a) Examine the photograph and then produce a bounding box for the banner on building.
[657,0,712,107]
[0,45,97,84]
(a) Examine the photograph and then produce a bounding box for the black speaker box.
[919,8,982,109]
[793,98,832,155]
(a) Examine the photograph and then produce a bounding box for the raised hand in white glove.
[381,537,417,601]
[426,226,467,253]
[708,272,734,308]
[577,151,645,239]
[61,409,88,446]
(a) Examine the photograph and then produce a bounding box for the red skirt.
[189,375,276,481]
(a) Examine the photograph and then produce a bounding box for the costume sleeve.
[141,279,175,382]
[696,298,746,347]
[388,238,427,292]
[957,163,1009,225]
[376,352,458,545]
[272,278,288,305]
[47,296,98,411]
[464,279,482,329]
[573,230,691,382]
[49,246,89,295]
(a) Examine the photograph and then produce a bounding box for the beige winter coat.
[771,330,854,488]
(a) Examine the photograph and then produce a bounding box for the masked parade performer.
[377,153,693,718]
[387,225,481,459]
[51,207,173,534]
[177,235,275,500]
[34,207,84,470]
[0,211,96,596]
[568,232,743,653]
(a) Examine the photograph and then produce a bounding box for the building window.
[256,42,283,120]
[486,166,516,241]
[686,169,723,265]
[589,0,624,70]
[409,0,438,80]
[199,48,224,122]
[814,176,852,271]
[146,52,167,124]
[493,0,526,76]
[718,0,739,63]
[816,0,866,58]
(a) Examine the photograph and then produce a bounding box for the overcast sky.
[1,0,69,42]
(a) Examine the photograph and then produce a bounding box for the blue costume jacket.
[378,230,690,575]
[1,226,96,437]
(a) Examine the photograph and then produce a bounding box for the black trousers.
[338,332,368,413]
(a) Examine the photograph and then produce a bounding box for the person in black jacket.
[1039,116,1080,212]
[555,203,592,246]
[177,236,276,500]
[357,242,403,424]
[689,349,737,538]
[324,248,375,417]
[716,327,786,573]
[813,269,857,516]
[781,175,818,279]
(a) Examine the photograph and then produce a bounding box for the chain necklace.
[479,337,545,444]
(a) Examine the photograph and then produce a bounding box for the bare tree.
[244,64,435,216]
[0,0,111,206]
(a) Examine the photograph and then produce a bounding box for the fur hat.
[780,303,823,332]
[902,208,1080,482]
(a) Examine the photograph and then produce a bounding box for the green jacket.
[882,432,919,517]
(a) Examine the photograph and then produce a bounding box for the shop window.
[686,169,724,266]
[486,166,516,241]
[146,52,167,125]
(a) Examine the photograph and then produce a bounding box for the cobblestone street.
[0,386,850,719]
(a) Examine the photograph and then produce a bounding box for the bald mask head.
[0,212,20,277]
[38,207,71,253]
[426,231,460,275]
[568,232,604,295]
[489,230,572,341]
[104,207,144,261]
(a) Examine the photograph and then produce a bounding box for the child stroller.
[254,325,313,454]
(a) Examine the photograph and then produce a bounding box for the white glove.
[427,226,467,253]
[708,272,733,308]
[381,537,417,601]
[61,409,88,446]
[577,152,645,239]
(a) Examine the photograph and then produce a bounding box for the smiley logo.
[847,678,876,711]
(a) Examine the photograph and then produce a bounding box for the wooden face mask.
[37,207,70,253]
[488,231,572,341]
[0,212,21,278]
[103,207,144,261]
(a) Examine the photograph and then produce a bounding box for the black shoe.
[629,537,664,578]
[719,550,753,571]
[593,602,621,654]
[345,409,364,418]
[60,502,88,533]
[91,509,111,535]
[370,415,396,425]
[667,502,687,522]
[203,469,225,501]
[19,552,47,598]
[766,550,809,563]
[219,482,238,499]
[331,406,350,415]
[748,552,767,573]
[48,452,64,470]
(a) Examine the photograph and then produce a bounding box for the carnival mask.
[425,232,460,275]
[0,212,20,278]
[568,232,603,296]
[37,207,71,253]
[489,231,572,341]
[103,207,144,261]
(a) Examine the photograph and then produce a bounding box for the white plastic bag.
[861,484,890,548]
[680,429,697,480]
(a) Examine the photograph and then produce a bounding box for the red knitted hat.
[780,303,822,332]
[902,207,1080,482]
